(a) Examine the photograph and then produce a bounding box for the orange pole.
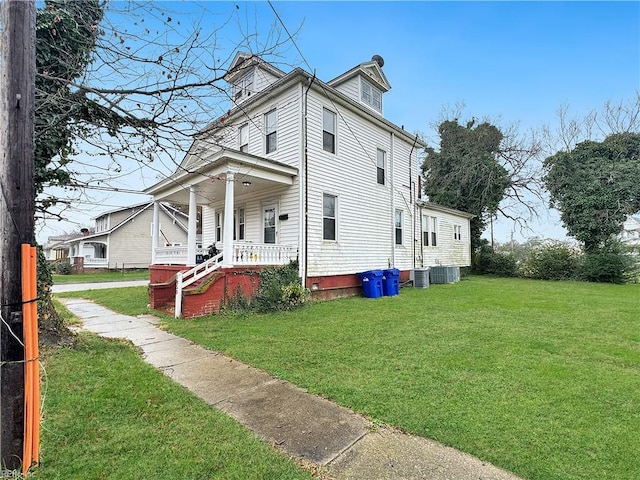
[21,244,33,476]
[30,246,40,465]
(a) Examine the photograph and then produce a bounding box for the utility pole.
[0,0,36,470]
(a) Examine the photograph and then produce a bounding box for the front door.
[263,204,277,244]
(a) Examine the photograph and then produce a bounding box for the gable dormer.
[224,52,286,104]
[328,55,391,115]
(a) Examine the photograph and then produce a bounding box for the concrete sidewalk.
[51,280,149,293]
[60,298,523,480]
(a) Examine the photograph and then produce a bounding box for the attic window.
[234,71,254,101]
[361,78,381,112]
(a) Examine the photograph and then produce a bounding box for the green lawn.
[57,277,640,480]
[35,332,313,480]
[52,269,149,285]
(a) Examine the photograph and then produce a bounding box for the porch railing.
[155,243,295,267]
[82,257,108,267]
[170,243,296,318]
[154,246,207,265]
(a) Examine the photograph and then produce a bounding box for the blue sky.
[38,1,640,243]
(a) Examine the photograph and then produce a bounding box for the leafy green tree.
[544,132,640,251]
[421,119,512,251]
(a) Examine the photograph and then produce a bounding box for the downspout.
[303,71,316,288]
[409,134,419,270]
[390,132,394,267]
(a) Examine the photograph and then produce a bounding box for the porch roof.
[145,148,298,205]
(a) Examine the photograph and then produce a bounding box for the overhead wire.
[266,1,418,213]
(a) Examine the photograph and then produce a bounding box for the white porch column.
[186,185,198,267]
[222,170,236,267]
[151,201,160,265]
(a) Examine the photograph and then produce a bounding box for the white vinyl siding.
[417,206,471,267]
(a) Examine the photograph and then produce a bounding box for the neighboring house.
[43,233,78,261]
[621,216,640,247]
[146,52,473,316]
[65,202,190,270]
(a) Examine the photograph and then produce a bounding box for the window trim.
[234,206,246,241]
[215,211,222,243]
[376,149,386,185]
[238,124,249,152]
[265,109,277,154]
[322,193,337,241]
[431,216,438,247]
[454,224,462,241]
[361,77,382,112]
[234,71,254,100]
[322,107,337,154]
[395,209,403,245]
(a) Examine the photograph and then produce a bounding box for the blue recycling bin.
[358,270,383,298]
[382,268,400,296]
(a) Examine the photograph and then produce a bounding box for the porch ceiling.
[146,149,298,205]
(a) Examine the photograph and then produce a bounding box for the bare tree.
[36,0,298,225]
[542,93,640,154]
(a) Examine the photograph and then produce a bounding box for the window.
[234,72,254,100]
[265,109,277,153]
[454,225,462,241]
[395,210,403,245]
[422,215,429,246]
[431,217,438,247]
[377,149,386,185]
[96,216,108,232]
[422,215,438,246]
[239,124,249,152]
[361,78,382,112]
[323,108,336,153]
[323,194,337,241]
[215,211,222,242]
[234,207,245,241]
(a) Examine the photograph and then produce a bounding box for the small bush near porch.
[61,277,640,480]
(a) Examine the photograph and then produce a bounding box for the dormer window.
[361,78,382,112]
[234,71,254,101]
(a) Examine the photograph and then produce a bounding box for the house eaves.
[145,148,298,198]
[417,200,475,219]
[327,60,391,92]
[224,52,287,83]
[200,67,425,149]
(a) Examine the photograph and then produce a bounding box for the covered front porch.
[145,148,299,317]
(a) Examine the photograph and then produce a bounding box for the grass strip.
[35,333,313,480]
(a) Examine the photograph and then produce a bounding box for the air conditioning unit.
[412,268,430,288]
[429,266,460,284]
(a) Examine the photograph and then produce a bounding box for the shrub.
[473,245,518,277]
[253,261,309,313]
[579,240,639,284]
[54,261,72,275]
[520,241,580,281]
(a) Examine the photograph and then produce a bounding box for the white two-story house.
[146,52,472,317]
